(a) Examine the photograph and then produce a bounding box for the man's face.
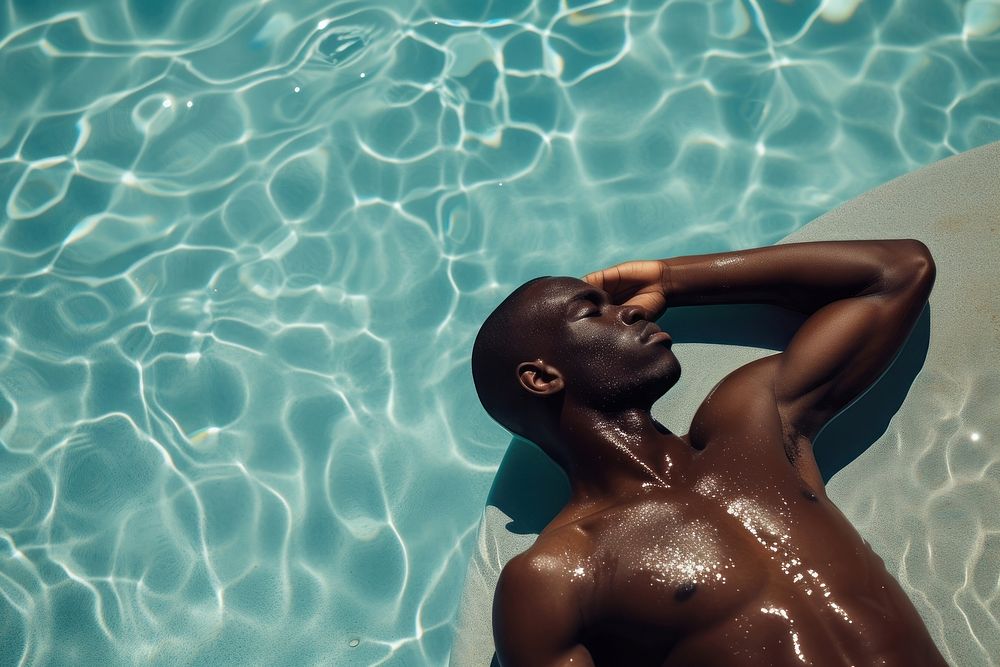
[525,278,681,409]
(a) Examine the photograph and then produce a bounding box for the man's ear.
[516,360,564,395]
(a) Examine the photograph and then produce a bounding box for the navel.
[802,488,818,502]
[675,581,697,602]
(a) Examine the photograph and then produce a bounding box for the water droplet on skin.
[675,581,697,601]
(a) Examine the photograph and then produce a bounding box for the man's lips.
[640,323,673,346]
[646,331,673,346]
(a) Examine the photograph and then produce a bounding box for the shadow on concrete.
[487,302,932,536]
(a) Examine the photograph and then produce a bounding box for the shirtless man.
[470,239,947,666]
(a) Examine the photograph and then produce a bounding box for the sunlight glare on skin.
[760,606,807,662]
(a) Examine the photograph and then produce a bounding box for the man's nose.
[619,305,646,325]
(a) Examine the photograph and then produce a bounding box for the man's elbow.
[884,239,936,290]
[909,240,936,288]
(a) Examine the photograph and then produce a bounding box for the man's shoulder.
[493,524,596,664]
[495,537,592,633]
[500,523,594,590]
[512,523,591,566]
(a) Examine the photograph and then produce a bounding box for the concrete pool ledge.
[451,140,1000,667]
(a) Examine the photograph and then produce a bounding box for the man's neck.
[555,404,692,507]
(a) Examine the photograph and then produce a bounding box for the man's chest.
[579,482,876,636]
[583,495,769,633]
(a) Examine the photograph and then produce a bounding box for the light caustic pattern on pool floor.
[0,0,998,664]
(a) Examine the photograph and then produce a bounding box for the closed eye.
[567,289,609,319]
[575,301,603,318]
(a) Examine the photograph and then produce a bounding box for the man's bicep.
[774,261,934,441]
[493,558,594,667]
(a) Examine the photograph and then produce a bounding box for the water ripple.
[0,0,998,665]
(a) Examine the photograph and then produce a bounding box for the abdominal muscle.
[661,577,933,667]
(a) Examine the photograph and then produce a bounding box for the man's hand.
[582,260,670,321]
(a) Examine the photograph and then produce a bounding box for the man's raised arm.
[659,239,927,313]
[587,239,936,447]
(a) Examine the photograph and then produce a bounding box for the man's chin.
[638,361,680,402]
[657,359,681,393]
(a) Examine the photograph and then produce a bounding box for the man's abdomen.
[664,575,948,667]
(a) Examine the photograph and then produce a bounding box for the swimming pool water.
[0,0,998,664]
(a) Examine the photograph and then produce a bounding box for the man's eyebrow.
[566,289,607,306]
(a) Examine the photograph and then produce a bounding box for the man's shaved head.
[471,275,680,450]
[471,276,563,441]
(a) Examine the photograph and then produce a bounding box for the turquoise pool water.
[0,0,998,664]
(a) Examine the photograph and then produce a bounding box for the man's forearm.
[661,239,932,314]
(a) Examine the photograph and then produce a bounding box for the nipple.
[675,581,697,602]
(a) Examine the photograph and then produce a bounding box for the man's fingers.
[608,267,624,294]
[581,268,606,287]
[583,261,662,306]
[582,267,622,293]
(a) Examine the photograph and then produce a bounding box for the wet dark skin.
[489,240,947,666]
